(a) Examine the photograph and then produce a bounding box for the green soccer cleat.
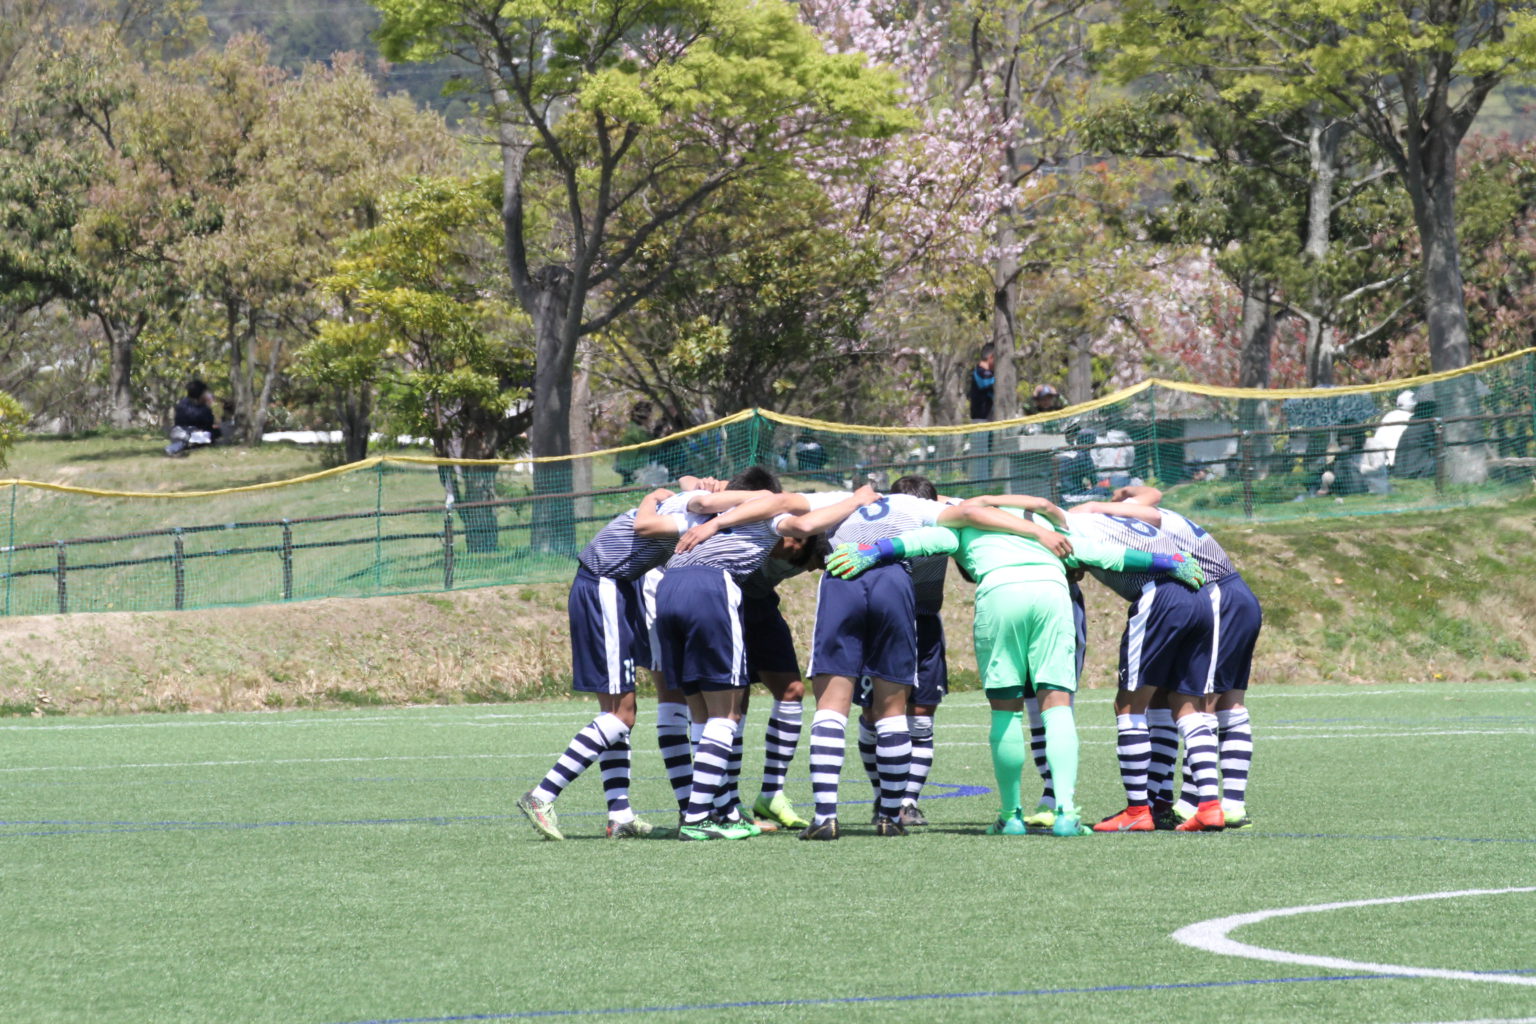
[516,790,564,841]
[720,810,763,837]
[677,817,755,841]
[605,817,656,839]
[1224,804,1253,830]
[1022,803,1057,831]
[985,809,1028,835]
[1050,807,1093,837]
[754,792,808,830]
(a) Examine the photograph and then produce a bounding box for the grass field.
[3,681,1534,1023]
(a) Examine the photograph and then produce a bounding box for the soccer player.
[656,477,872,841]
[514,476,773,841]
[1093,486,1264,829]
[827,500,1203,837]
[684,482,1065,839]
[1018,502,1226,833]
[737,556,815,831]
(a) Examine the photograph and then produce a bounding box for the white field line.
[1,684,1533,734]
[0,724,1531,775]
[1173,888,1536,986]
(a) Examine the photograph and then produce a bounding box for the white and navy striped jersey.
[1155,508,1236,584]
[665,517,784,580]
[576,491,707,581]
[825,493,946,549]
[1065,510,1185,602]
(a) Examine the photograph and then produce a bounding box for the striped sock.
[1217,706,1253,810]
[1177,712,1221,805]
[684,718,735,824]
[713,717,745,818]
[808,709,848,825]
[1026,698,1054,809]
[1114,712,1151,806]
[655,702,693,810]
[857,717,880,797]
[1146,707,1178,805]
[598,740,633,822]
[873,716,911,820]
[905,714,934,804]
[534,712,627,803]
[760,700,802,798]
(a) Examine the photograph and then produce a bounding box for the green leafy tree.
[299,176,533,547]
[372,0,908,549]
[1099,0,1536,480]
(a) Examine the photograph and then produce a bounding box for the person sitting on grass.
[164,380,222,457]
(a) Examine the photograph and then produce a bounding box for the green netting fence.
[5,351,1536,616]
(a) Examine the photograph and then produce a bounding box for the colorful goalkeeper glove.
[826,538,905,579]
[1149,551,1203,590]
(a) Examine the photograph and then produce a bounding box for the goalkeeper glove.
[826,538,905,579]
[1149,551,1203,590]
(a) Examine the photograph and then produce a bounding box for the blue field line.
[322,972,1425,1023]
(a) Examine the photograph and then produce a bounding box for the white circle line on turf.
[1173,887,1536,986]
[1401,1018,1536,1024]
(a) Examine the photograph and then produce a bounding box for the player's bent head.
[727,465,781,493]
[890,474,937,501]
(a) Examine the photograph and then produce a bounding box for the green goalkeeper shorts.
[973,579,1079,696]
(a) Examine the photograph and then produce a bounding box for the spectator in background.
[969,344,997,422]
[1360,390,1416,476]
[164,379,221,457]
[1028,384,1063,416]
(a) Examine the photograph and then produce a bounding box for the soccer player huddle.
[517,467,1261,841]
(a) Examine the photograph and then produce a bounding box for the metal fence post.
[1239,430,1255,519]
[173,529,186,610]
[55,541,67,614]
[281,520,294,602]
[1433,418,1446,493]
[442,508,455,590]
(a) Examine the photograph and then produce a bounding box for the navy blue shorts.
[1070,580,1087,681]
[1209,573,1262,694]
[1116,580,1214,697]
[653,565,750,696]
[567,566,647,695]
[808,563,917,685]
[913,610,948,706]
[743,592,800,679]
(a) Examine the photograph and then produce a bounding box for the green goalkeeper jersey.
[895,508,1141,594]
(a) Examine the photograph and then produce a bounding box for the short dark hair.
[186,379,209,400]
[979,343,995,360]
[726,465,781,493]
[890,474,937,501]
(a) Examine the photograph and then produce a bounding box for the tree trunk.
[570,345,593,519]
[528,265,578,553]
[1237,280,1274,477]
[1411,113,1484,483]
[226,300,256,445]
[1303,113,1343,388]
[337,387,370,463]
[102,314,137,429]
[1066,330,1092,406]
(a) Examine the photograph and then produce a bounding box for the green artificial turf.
[2,682,1534,1023]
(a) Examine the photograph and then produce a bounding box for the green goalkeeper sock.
[1041,703,1079,814]
[989,709,1026,816]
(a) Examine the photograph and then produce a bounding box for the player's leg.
[680,686,756,840]
[595,691,657,838]
[1096,583,1189,833]
[518,568,639,840]
[644,569,694,812]
[903,610,948,826]
[985,691,1029,835]
[1025,580,1085,830]
[753,668,810,830]
[803,673,855,840]
[1213,575,1262,828]
[800,570,882,841]
[868,678,914,835]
